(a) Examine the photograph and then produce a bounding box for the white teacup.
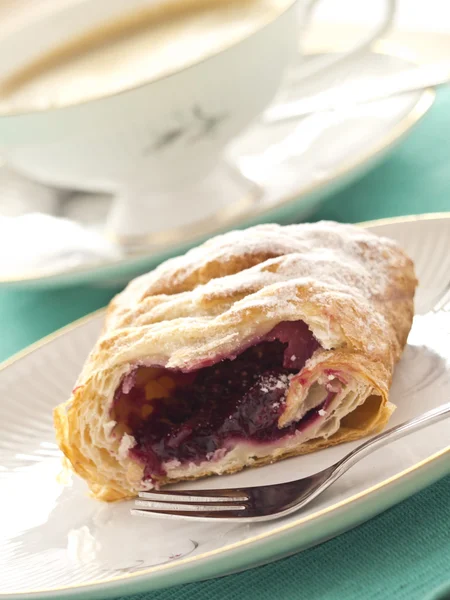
[0,0,395,242]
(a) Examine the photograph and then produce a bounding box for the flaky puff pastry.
[54,222,416,501]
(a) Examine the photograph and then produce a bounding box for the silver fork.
[131,291,450,523]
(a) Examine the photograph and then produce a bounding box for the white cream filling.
[163,378,374,481]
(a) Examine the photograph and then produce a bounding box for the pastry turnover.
[54,221,416,501]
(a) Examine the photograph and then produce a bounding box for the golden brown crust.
[54,221,416,500]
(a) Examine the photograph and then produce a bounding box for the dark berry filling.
[113,321,329,479]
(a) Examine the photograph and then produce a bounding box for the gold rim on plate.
[2,212,450,596]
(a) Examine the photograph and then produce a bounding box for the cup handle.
[294,0,397,80]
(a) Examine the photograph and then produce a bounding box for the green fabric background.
[1,89,449,599]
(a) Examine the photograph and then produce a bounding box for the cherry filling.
[113,321,328,479]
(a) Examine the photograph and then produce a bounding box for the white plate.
[1,214,449,599]
[0,46,434,289]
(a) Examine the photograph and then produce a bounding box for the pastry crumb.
[118,433,137,460]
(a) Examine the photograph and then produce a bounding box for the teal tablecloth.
[2,89,450,600]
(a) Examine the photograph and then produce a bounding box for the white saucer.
[0,47,434,289]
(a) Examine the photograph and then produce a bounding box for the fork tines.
[131,489,249,520]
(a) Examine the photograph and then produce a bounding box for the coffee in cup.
[0,0,293,113]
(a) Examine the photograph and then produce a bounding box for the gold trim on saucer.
[0,73,436,284]
[2,212,450,596]
[107,162,264,251]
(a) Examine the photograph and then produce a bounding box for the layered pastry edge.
[54,221,416,501]
[54,314,395,501]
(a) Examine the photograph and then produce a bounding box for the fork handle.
[333,401,450,476]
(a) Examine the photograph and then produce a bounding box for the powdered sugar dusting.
[120,223,410,346]
[96,220,415,376]
[124,221,407,305]
[259,372,293,399]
